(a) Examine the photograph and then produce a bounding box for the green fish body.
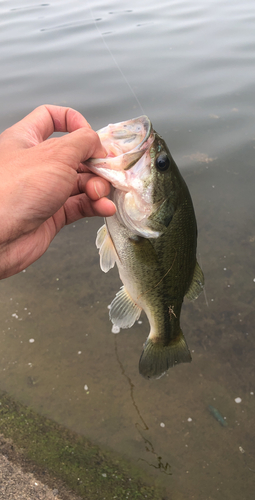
[86,116,204,379]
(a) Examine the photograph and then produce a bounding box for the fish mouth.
[85,116,153,172]
[97,115,152,158]
[84,116,154,190]
[108,115,151,144]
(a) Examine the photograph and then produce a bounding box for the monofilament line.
[88,2,145,115]
[198,252,208,307]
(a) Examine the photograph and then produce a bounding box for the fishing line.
[198,252,208,307]
[88,2,145,116]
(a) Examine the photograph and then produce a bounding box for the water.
[0,0,255,498]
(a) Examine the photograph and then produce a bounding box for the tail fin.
[139,330,191,379]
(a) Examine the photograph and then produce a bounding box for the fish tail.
[139,330,192,379]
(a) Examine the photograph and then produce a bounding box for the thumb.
[53,127,107,170]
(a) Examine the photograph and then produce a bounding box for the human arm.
[0,105,116,279]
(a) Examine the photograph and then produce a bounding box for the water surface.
[0,1,255,498]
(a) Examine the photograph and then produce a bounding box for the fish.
[85,116,204,379]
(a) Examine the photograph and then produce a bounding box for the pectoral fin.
[110,286,142,329]
[96,224,117,273]
[185,261,204,300]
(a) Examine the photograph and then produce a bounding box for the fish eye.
[156,153,170,172]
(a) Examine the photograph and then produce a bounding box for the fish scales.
[85,116,204,379]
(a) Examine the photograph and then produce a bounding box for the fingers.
[1,104,107,166]
[52,195,116,231]
[71,173,112,200]
[23,105,92,142]
[24,106,107,163]
[69,173,116,220]
[44,105,91,134]
[52,127,107,168]
[82,197,116,218]
[1,105,94,150]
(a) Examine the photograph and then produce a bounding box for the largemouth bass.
[86,116,204,379]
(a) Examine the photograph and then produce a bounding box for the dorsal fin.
[185,261,204,300]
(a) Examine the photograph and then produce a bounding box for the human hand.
[0,105,116,279]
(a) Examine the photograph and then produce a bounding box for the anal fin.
[110,286,141,329]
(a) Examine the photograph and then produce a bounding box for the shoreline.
[0,391,163,500]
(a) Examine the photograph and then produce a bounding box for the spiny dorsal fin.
[139,330,191,379]
[185,261,204,301]
[110,286,142,329]
[96,224,117,273]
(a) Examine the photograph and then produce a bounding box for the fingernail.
[94,181,105,198]
[107,200,116,213]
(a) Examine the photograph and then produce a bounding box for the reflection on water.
[0,0,255,498]
[114,336,172,476]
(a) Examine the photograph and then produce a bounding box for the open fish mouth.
[96,115,152,158]
[85,116,154,179]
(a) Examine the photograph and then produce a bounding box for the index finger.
[34,105,92,140]
[3,105,92,149]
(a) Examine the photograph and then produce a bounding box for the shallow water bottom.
[0,150,255,499]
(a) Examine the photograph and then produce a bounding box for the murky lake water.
[0,0,255,498]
